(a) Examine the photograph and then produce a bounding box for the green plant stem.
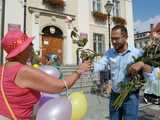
[112,82,134,110]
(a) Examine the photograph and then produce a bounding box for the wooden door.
[41,36,63,64]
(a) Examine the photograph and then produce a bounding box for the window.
[139,42,142,48]
[144,33,146,36]
[137,43,139,48]
[97,0,101,11]
[92,0,96,11]
[92,0,101,12]
[93,33,105,55]
[112,0,120,16]
[135,43,137,48]
[142,42,145,48]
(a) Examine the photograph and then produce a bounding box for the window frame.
[93,33,105,55]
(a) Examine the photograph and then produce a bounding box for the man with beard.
[94,25,145,120]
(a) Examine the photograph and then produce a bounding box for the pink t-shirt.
[0,63,40,120]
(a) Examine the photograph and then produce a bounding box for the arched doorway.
[41,25,63,64]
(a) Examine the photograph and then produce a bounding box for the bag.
[100,64,111,84]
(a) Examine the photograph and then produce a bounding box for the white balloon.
[36,97,72,120]
[39,65,60,78]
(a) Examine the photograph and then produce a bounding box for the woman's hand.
[76,60,92,74]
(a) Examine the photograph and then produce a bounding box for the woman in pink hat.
[0,29,91,120]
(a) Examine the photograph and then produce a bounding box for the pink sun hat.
[1,29,34,59]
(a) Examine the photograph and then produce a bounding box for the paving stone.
[83,93,160,120]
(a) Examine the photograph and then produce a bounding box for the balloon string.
[63,80,68,96]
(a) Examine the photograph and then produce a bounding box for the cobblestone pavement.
[84,94,109,120]
[83,93,160,120]
[139,101,160,120]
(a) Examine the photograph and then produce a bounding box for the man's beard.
[114,44,125,52]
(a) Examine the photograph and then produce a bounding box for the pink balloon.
[36,97,72,120]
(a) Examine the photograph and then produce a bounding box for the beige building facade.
[3,0,134,65]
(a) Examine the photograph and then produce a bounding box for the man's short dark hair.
[112,25,128,36]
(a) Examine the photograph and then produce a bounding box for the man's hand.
[103,83,112,94]
[128,61,144,75]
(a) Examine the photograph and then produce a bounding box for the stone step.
[60,65,100,93]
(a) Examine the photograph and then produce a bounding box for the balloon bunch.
[38,65,61,107]
[35,65,88,120]
[36,91,88,120]
[36,97,72,120]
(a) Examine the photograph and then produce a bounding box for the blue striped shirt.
[94,46,143,92]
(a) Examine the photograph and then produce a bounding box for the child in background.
[46,53,64,80]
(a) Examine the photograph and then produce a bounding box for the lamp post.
[1,0,5,64]
[104,0,113,49]
[24,0,27,33]
[103,1,113,100]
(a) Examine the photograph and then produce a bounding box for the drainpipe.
[1,0,6,64]
[24,0,27,33]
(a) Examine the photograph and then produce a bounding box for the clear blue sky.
[133,0,160,32]
[133,0,160,21]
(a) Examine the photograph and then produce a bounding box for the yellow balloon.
[32,64,40,68]
[157,71,160,80]
[69,91,88,120]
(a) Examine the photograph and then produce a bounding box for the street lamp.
[104,0,113,49]
[104,1,113,99]
[24,0,27,33]
[1,0,5,64]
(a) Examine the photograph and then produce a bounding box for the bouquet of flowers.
[71,27,88,47]
[112,38,160,110]
[80,49,97,61]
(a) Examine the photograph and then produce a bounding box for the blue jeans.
[109,91,139,120]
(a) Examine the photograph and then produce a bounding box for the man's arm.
[94,55,109,72]
[128,61,152,75]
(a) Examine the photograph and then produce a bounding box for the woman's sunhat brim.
[6,36,34,59]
